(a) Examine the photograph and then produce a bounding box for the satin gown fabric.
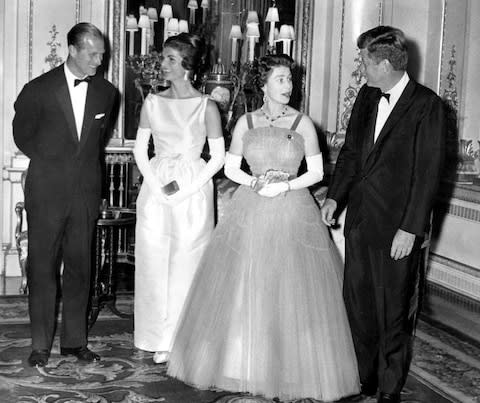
[134,95,214,352]
[167,119,360,401]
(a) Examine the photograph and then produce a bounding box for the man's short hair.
[67,22,103,48]
[357,25,408,71]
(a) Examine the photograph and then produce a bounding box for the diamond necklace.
[260,105,288,123]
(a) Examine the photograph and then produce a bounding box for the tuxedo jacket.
[13,64,117,221]
[327,80,446,248]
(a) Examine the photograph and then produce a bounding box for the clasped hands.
[252,170,290,198]
[256,181,289,197]
[151,183,195,206]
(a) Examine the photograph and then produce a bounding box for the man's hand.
[390,229,416,260]
[321,198,337,226]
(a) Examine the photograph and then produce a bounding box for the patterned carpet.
[0,296,478,402]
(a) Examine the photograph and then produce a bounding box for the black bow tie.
[74,76,92,87]
[380,92,390,102]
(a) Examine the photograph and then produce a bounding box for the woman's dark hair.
[67,22,104,48]
[357,25,408,70]
[257,54,295,87]
[164,33,205,72]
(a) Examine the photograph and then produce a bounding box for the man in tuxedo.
[321,26,445,402]
[13,22,117,367]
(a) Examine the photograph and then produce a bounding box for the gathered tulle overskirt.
[167,186,360,401]
[134,156,214,352]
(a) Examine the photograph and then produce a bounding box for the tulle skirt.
[167,185,360,401]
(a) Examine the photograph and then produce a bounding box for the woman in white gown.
[133,33,225,364]
[167,55,360,401]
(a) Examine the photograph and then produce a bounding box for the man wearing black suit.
[321,26,445,403]
[13,22,117,367]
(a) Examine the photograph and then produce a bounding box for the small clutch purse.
[263,169,290,184]
[252,169,290,192]
[162,180,179,195]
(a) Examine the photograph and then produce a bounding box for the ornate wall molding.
[75,0,81,24]
[428,256,480,301]
[335,0,346,135]
[43,25,63,72]
[107,0,125,143]
[294,0,313,112]
[338,52,363,136]
[431,253,480,279]
[437,200,480,223]
[28,0,33,80]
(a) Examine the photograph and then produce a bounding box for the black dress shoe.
[28,349,50,367]
[378,392,400,402]
[361,383,378,397]
[60,346,100,362]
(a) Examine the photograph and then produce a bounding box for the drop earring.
[184,71,190,81]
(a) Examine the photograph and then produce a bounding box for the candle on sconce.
[187,0,198,25]
[265,6,279,48]
[160,4,173,44]
[126,14,138,56]
[246,10,259,24]
[167,18,179,38]
[179,19,189,33]
[147,7,158,48]
[229,24,242,63]
[201,0,209,24]
[138,14,150,55]
[278,24,292,56]
[246,22,260,62]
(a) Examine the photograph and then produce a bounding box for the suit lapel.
[79,82,101,151]
[361,88,381,167]
[363,80,417,170]
[55,66,79,144]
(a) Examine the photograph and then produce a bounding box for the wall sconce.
[179,19,189,33]
[160,4,173,44]
[187,0,198,24]
[138,14,151,55]
[126,14,138,56]
[167,18,179,37]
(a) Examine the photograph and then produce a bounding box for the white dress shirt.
[64,64,89,139]
[374,72,410,142]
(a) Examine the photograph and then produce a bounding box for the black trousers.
[344,228,420,395]
[26,195,96,351]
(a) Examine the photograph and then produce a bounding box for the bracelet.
[250,177,258,190]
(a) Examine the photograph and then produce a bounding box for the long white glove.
[168,136,225,204]
[259,153,324,197]
[133,127,167,202]
[288,153,324,189]
[224,152,256,187]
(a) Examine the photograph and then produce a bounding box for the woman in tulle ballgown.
[167,54,360,402]
[133,33,225,364]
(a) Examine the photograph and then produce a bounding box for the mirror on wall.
[121,0,310,141]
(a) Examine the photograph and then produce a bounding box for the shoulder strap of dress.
[246,113,254,130]
[290,113,303,131]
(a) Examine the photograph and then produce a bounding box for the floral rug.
[0,296,478,402]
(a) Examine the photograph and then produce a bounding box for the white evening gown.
[134,94,214,352]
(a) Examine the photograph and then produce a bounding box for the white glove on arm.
[287,153,324,190]
[224,152,257,187]
[133,127,166,201]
